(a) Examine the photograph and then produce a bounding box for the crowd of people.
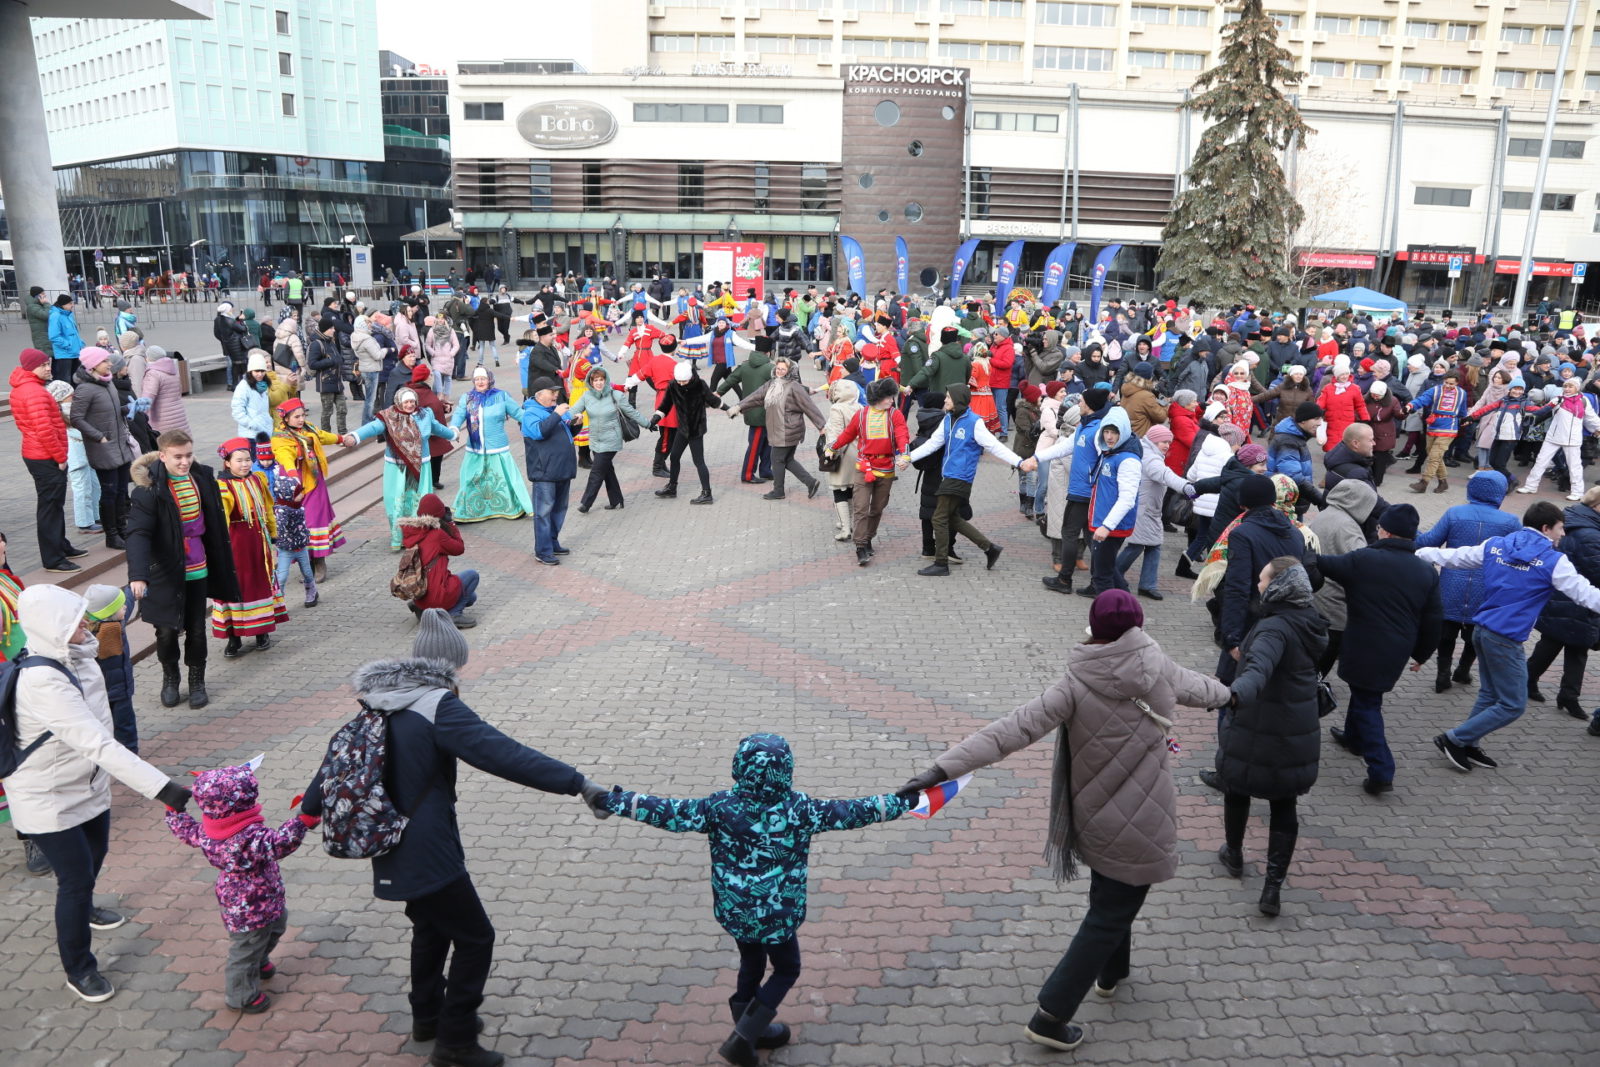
[5,274,1600,1066]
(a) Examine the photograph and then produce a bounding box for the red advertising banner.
[1297,252,1377,269]
[702,242,767,299]
[1493,259,1576,277]
[1404,249,1474,265]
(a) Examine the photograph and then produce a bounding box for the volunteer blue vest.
[1067,408,1106,501]
[1089,446,1141,534]
[1474,532,1564,642]
[940,409,985,483]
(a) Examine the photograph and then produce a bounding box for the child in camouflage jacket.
[602,732,909,1067]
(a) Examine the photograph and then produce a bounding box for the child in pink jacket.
[165,760,318,1013]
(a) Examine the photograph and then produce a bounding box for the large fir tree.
[1154,0,1313,308]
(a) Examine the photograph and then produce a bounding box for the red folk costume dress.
[210,470,288,638]
[969,357,1001,434]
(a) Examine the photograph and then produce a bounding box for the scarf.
[379,407,424,481]
[168,473,208,580]
[1046,723,1083,883]
[202,804,264,840]
[463,378,504,450]
[1559,392,1586,416]
[1192,476,1319,601]
[0,566,23,661]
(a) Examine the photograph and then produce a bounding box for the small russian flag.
[910,774,974,819]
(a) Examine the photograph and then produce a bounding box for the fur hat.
[673,360,692,383]
[753,335,774,352]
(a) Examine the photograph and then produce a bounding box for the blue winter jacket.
[49,305,85,363]
[1415,471,1520,623]
[1088,406,1143,534]
[520,397,579,481]
[1534,503,1600,646]
[1472,529,1569,642]
[1412,384,1469,436]
[1266,418,1315,484]
[601,733,908,944]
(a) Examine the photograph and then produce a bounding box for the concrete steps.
[13,439,445,665]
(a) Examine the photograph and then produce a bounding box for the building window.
[1593,193,1600,232]
[650,34,697,52]
[1314,16,1351,34]
[531,162,553,208]
[463,102,504,120]
[633,102,729,122]
[1445,22,1478,41]
[1037,3,1116,28]
[698,34,733,50]
[891,0,927,11]
[1172,51,1205,70]
[678,164,704,210]
[938,41,984,60]
[1535,71,1559,90]
[1353,62,1382,80]
[1507,137,1585,158]
[1035,46,1114,71]
[990,0,1023,15]
[1544,27,1566,46]
[969,166,991,219]
[277,51,293,76]
[794,37,828,53]
[754,162,770,211]
[582,162,602,210]
[1502,191,1576,211]
[939,0,982,12]
[1129,50,1167,69]
[1586,73,1600,91]
[1174,6,1207,26]
[1310,60,1346,78]
[737,104,784,123]
[987,42,1020,61]
[1400,65,1432,83]
[1130,5,1169,23]
[1414,186,1471,207]
[280,92,295,116]
[1494,70,1529,89]
[800,164,826,211]
[275,9,290,34]
[747,35,789,53]
[1268,12,1298,30]
[891,39,928,58]
[974,111,1059,132]
[1357,17,1389,36]
[1439,67,1469,85]
[1406,20,1439,39]
[1500,26,1534,45]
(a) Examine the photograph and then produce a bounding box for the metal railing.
[187,173,452,200]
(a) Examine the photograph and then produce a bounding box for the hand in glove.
[156,781,193,812]
[578,777,614,820]
[895,764,947,800]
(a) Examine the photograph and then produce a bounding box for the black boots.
[1217,842,1244,879]
[224,635,244,659]
[718,1000,783,1066]
[727,999,790,1050]
[690,491,714,505]
[1435,663,1452,694]
[1174,555,1198,580]
[1259,830,1296,917]
[188,665,209,710]
[160,664,182,708]
[655,485,677,498]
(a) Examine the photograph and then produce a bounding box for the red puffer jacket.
[10,366,68,463]
[397,512,464,613]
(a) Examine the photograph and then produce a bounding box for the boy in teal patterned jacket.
[601,733,910,1067]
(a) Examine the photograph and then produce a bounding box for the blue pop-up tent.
[1310,286,1407,313]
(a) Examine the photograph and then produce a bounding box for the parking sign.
[1575,262,1588,281]
[1447,255,1463,278]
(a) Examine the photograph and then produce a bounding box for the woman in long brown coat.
[896,590,1229,1054]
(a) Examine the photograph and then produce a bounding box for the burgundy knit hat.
[19,348,48,372]
[1088,589,1144,642]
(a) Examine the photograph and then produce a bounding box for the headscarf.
[379,389,424,481]
[1192,475,1319,602]
[462,367,502,449]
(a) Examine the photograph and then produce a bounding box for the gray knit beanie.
[413,608,469,668]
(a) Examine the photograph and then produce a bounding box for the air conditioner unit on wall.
[647,4,666,16]
[1467,41,1486,53]
[1288,30,1307,43]
[1396,80,1412,92]
[1304,74,1324,87]
[1312,31,1328,44]
[1496,42,1512,54]
[1129,21,1145,35]
[1127,66,1143,79]
[1488,86,1506,98]
[1379,35,1397,48]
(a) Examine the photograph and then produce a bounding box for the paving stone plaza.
[1,377,1596,1065]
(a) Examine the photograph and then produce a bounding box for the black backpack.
[0,653,79,778]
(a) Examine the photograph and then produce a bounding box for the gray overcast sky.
[376,0,595,70]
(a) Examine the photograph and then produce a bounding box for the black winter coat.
[654,375,725,440]
[1219,598,1327,799]
[1193,457,1255,549]
[125,454,240,629]
[301,659,583,901]
[1218,507,1310,651]
[1535,504,1600,646]
[307,334,351,394]
[1317,540,1442,690]
[214,315,250,368]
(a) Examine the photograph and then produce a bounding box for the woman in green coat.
[567,365,652,512]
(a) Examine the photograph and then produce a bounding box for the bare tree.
[1286,147,1373,299]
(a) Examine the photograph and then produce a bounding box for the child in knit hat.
[165,758,319,1013]
[83,584,139,752]
[258,446,318,607]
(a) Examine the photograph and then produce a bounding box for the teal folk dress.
[351,406,457,548]
[448,382,534,522]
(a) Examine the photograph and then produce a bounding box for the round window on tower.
[859,172,874,189]
[874,100,901,127]
[905,201,924,223]
[877,209,891,223]
[941,105,957,120]
[907,140,924,157]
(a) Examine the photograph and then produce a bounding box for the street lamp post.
[1511,0,1581,319]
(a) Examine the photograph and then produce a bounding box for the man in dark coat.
[1318,504,1443,794]
[301,614,610,1067]
[901,326,971,403]
[523,322,562,399]
[125,431,241,711]
[213,302,250,387]
[1324,423,1390,538]
[520,377,580,565]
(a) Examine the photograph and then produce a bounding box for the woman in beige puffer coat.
[896,590,1228,1054]
[821,378,862,540]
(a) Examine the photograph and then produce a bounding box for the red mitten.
[298,813,320,828]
